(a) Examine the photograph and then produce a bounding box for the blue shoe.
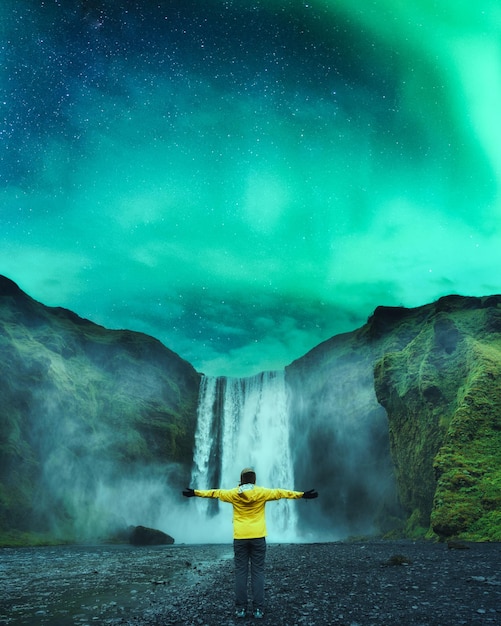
[235,607,246,618]
[254,608,264,619]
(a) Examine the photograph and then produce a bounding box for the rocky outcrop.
[0,276,200,543]
[287,295,501,541]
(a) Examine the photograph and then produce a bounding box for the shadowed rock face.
[0,276,201,541]
[286,329,402,539]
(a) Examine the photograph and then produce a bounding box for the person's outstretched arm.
[183,487,318,500]
[182,487,236,501]
[261,487,319,501]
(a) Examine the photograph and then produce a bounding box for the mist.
[29,378,196,542]
[286,338,402,539]
[29,362,398,545]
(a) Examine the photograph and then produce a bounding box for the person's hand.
[302,489,318,499]
[183,488,195,497]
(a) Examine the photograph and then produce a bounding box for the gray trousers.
[234,537,266,609]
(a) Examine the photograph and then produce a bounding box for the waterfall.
[191,371,298,541]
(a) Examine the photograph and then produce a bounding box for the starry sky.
[1,1,500,377]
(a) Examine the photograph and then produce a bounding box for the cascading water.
[191,371,298,542]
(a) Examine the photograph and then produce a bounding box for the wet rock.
[382,554,412,566]
[129,525,174,545]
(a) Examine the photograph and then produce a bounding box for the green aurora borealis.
[1,0,500,376]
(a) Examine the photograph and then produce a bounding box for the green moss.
[403,509,429,539]
[430,340,501,541]
[0,530,73,547]
[464,510,501,542]
[431,452,501,541]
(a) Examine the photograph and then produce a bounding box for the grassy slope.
[0,277,201,544]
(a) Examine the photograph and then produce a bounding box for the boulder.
[129,525,175,546]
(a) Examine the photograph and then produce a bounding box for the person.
[182,467,318,619]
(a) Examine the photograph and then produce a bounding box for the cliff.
[0,276,201,543]
[374,295,501,541]
[287,295,501,541]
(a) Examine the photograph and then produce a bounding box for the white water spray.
[191,371,298,542]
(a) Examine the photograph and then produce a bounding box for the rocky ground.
[0,540,500,626]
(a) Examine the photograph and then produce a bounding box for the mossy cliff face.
[287,295,501,541]
[285,300,451,538]
[374,296,501,540]
[0,276,201,543]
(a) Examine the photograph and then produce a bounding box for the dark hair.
[240,468,256,484]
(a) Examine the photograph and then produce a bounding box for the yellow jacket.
[195,484,304,539]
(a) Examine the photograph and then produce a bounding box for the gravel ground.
[0,540,500,626]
